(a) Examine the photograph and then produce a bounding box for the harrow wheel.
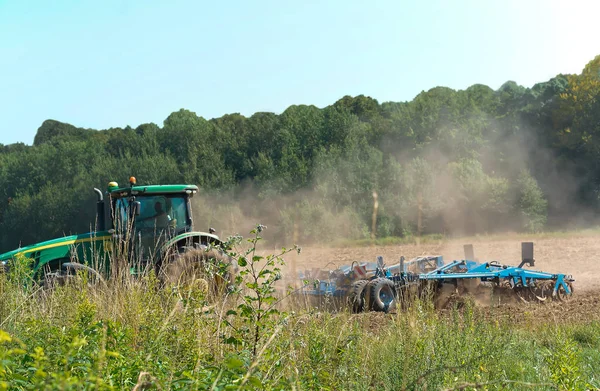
[556,281,574,301]
[511,280,531,303]
[347,280,369,313]
[367,278,397,313]
[531,280,553,302]
[508,279,543,304]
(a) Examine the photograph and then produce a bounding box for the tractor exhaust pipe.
[94,188,105,231]
[93,188,103,202]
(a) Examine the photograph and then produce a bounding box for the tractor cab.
[103,177,199,262]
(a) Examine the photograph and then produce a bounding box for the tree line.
[1,56,599,251]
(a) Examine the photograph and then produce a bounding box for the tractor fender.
[62,262,106,283]
[160,231,224,255]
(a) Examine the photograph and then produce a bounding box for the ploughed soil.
[279,233,600,322]
[486,289,600,325]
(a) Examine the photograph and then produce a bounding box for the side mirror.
[133,201,141,216]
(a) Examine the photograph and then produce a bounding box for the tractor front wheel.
[42,261,105,289]
[159,245,234,296]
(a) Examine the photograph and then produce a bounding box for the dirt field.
[286,234,599,292]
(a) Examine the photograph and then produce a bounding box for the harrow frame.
[295,242,575,312]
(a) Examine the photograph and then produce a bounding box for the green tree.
[515,170,547,232]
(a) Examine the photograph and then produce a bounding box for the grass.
[0,230,599,390]
[1,280,598,390]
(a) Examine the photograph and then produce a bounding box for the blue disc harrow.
[296,242,575,313]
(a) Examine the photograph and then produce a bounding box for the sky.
[1,0,599,145]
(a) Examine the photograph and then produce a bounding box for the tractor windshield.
[113,194,190,233]
[112,194,191,261]
[135,195,188,232]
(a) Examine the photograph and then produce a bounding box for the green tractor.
[0,177,232,286]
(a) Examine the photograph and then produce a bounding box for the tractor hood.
[0,231,111,262]
[0,230,223,261]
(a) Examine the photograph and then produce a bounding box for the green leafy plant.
[223,224,300,358]
[545,331,588,391]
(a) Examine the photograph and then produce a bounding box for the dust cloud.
[190,112,595,252]
[190,184,366,249]
[377,112,593,238]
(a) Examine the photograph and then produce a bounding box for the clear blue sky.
[1,0,599,145]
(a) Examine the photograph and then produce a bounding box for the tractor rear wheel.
[368,278,397,313]
[160,245,234,296]
[347,280,369,313]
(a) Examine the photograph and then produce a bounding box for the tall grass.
[0,229,598,390]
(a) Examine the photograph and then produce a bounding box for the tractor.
[0,177,232,287]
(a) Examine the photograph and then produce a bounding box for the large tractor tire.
[160,245,234,296]
[347,280,369,313]
[368,278,397,313]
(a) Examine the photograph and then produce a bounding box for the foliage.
[222,225,299,357]
[3,55,600,249]
[0,235,599,390]
[516,169,548,232]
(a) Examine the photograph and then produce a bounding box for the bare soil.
[486,289,600,325]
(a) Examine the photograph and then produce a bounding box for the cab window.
[113,198,130,232]
[135,195,188,231]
